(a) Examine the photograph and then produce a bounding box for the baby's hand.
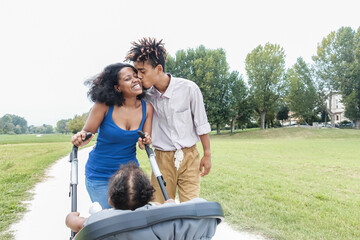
[164,199,176,204]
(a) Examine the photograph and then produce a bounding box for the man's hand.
[199,153,211,177]
[138,132,151,150]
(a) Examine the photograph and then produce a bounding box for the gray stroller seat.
[74,200,224,240]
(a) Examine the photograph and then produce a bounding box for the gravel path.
[10,147,265,240]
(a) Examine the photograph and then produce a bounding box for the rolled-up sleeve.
[190,86,211,135]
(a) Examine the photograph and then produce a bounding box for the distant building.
[325,93,350,123]
[281,93,350,127]
[281,112,298,126]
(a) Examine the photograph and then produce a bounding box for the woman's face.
[134,61,158,89]
[115,67,142,97]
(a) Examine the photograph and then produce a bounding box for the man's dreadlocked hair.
[125,37,167,71]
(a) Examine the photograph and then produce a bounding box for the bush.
[340,120,352,124]
[338,121,354,129]
[247,122,259,128]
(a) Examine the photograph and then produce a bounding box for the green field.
[140,127,360,240]
[0,134,93,240]
[202,128,360,240]
[0,134,72,145]
[1,128,360,240]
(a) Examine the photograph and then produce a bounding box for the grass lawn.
[1,128,359,240]
[198,128,360,240]
[0,134,94,240]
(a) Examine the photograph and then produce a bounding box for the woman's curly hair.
[125,37,167,71]
[108,162,155,210]
[86,63,144,106]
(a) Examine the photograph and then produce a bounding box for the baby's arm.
[65,212,87,232]
[150,199,176,206]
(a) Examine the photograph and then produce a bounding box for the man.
[125,38,211,203]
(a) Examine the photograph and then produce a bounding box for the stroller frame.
[68,131,224,240]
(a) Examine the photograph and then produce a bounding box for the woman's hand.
[138,132,151,150]
[71,131,94,147]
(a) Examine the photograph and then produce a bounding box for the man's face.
[133,61,158,89]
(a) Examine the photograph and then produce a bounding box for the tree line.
[0,112,89,135]
[1,26,359,135]
[166,26,360,130]
[0,114,54,134]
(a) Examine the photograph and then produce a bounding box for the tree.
[166,50,196,79]
[0,115,15,134]
[166,45,234,134]
[56,119,70,133]
[68,113,89,134]
[342,27,360,128]
[286,57,318,125]
[265,110,278,128]
[245,43,286,129]
[228,71,252,132]
[27,125,36,134]
[313,26,357,127]
[200,48,232,134]
[14,125,22,134]
[277,105,289,126]
[0,114,27,134]
[26,124,54,134]
[45,124,54,134]
[10,114,28,133]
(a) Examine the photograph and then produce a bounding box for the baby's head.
[108,162,154,210]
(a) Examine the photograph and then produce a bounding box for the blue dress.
[86,99,146,181]
[85,100,146,208]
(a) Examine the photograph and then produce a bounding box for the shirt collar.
[151,74,174,99]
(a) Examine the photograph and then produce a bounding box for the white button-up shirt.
[145,75,211,151]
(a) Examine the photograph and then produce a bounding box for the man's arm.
[188,84,211,177]
[199,133,211,177]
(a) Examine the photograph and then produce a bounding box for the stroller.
[68,131,224,240]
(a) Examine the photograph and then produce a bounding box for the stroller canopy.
[74,199,224,240]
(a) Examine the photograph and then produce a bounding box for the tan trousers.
[151,145,201,203]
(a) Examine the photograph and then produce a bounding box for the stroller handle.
[69,132,92,240]
[72,132,93,151]
[137,131,154,157]
[137,130,169,201]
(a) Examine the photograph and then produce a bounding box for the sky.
[0,0,359,127]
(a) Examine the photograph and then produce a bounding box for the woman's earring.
[114,86,121,93]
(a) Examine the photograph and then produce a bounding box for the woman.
[71,63,153,209]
